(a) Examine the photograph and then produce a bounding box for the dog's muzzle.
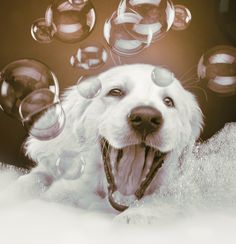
[101,138,166,212]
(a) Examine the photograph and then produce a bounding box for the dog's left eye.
[107,88,124,97]
[163,97,174,107]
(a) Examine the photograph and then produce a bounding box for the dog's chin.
[100,137,167,211]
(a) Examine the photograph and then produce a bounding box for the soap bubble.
[151,66,174,87]
[171,5,192,31]
[197,45,236,96]
[31,0,96,44]
[104,10,149,56]
[20,90,65,140]
[56,150,86,180]
[70,43,108,70]
[0,59,65,140]
[103,0,176,56]
[77,76,102,99]
[121,0,175,42]
[31,18,55,43]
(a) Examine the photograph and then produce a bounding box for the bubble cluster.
[70,43,108,70]
[198,45,236,96]
[103,0,179,56]
[31,0,96,44]
[171,5,192,31]
[77,76,102,99]
[0,59,65,140]
[56,150,86,180]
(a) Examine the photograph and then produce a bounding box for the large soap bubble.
[70,43,108,70]
[197,45,236,96]
[104,9,150,56]
[31,0,96,44]
[122,0,175,42]
[0,59,65,140]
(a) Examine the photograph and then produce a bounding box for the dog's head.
[73,64,203,203]
[26,64,203,211]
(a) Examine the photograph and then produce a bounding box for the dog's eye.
[107,88,124,97]
[163,97,174,107]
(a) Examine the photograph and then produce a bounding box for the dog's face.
[75,64,203,199]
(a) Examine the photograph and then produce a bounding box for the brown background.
[0,0,235,168]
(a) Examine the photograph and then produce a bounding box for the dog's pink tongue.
[110,145,154,196]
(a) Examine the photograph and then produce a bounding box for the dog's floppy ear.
[76,76,102,99]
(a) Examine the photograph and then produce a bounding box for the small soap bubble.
[171,5,192,31]
[104,10,148,56]
[197,45,236,96]
[0,59,65,140]
[56,151,86,180]
[77,76,102,99]
[151,66,174,87]
[32,0,96,44]
[70,43,108,70]
[123,0,175,42]
[31,18,55,43]
[20,91,65,141]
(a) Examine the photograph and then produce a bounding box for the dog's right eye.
[107,88,124,97]
[163,97,175,107]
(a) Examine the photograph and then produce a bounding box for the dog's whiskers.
[179,65,198,81]
[184,84,208,102]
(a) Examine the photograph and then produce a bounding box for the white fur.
[1,64,213,223]
[4,64,202,213]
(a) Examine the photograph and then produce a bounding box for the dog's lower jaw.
[100,138,166,212]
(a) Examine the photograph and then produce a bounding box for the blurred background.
[0,0,235,168]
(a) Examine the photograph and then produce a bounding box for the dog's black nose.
[128,106,163,138]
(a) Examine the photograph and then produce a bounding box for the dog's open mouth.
[101,138,166,212]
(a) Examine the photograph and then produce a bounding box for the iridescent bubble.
[104,10,149,56]
[171,5,192,31]
[197,45,236,96]
[20,90,65,140]
[70,43,108,70]
[151,66,174,87]
[0,59,65,140]
[56,150,86,180]
[77,76,102,99]
[31,18,55,43]
[122,0,175,42]
[32,0,96,44]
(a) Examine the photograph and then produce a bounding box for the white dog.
[15,64,236,225]
[1,63,206,221]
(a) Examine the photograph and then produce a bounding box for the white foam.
[1,123,236,244]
